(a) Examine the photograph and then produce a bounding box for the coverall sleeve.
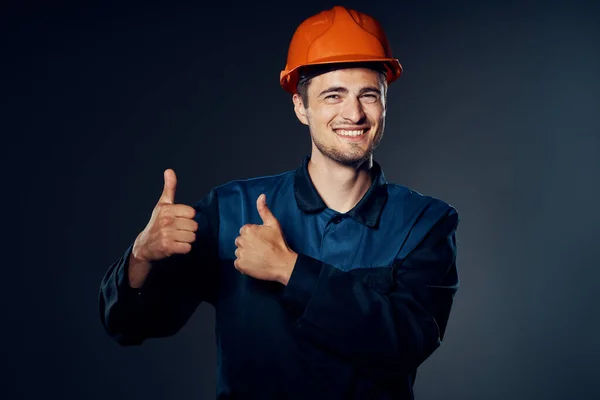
[98,189,220,346]
[280,206,459,375]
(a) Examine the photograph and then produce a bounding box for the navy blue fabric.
[99,155,460,399]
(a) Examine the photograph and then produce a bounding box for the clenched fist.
[132,169,198,263]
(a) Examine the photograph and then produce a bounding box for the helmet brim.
[280,56,402,94]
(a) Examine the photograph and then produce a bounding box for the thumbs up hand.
[132,169,198,263]
[234,194,298,285]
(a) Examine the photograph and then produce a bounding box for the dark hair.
[296,61,388,107]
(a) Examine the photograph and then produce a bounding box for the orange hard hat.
[280,6,403,94]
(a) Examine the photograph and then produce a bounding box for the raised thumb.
[160,168,177,204]
[257,194,277,226]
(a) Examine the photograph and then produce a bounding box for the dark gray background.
[2,0,599,399]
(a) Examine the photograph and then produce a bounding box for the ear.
[292,93,309,126]
[382,82,388,111]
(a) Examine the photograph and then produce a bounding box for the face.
[293,67,387,167]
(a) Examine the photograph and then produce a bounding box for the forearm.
[281,255,447,373]
[99,244,212,345]
[99,244,147,345]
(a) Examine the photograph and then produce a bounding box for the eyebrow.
[318,86,382,97]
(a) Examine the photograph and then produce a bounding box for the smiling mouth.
[334,129,367,137]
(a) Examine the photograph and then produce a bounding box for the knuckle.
[159,244,170,257]
[160,237,170,251]
[156,203,168,214]
[159,215,173,228]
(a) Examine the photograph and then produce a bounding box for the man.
[99,6,459,399]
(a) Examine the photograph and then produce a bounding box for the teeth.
[337,129,365,137]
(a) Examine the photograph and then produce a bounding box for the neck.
[307,151,374,214]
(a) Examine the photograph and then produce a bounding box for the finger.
[173,217,199,232]
[171,230,196,244]
[234,235,242,247]
[169,241,192,255]
[233,258,246,275]
[239,224,251,235]
[160,169,177,204]
[165,204,196,219]
[256,194,277,227]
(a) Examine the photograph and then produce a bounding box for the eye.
[325,94,340,99]
[361,93,380,103]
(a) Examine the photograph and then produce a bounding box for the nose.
[341,96,366,124]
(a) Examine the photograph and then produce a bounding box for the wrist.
[128,249,152,288]
[131,234,149,263]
